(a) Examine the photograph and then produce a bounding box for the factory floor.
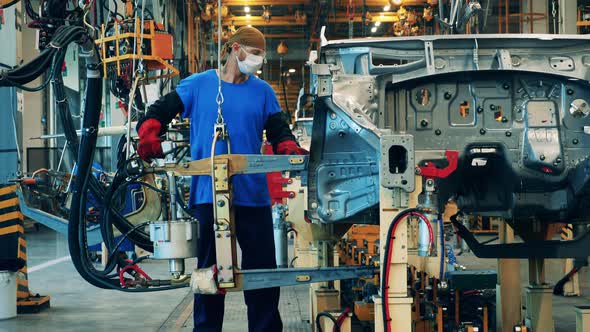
[1,225,588,332]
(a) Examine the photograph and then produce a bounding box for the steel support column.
[374,183,415,332]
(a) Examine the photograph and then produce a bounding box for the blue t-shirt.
[176,69,280,207]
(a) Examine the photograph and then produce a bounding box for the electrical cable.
[333,307,351,332]
[99,163,154,274]
[381,209,432,332]
[315,311,340,332]
[24,0,39,20]
[0,0,19,8]
[103,0,124,21]
[281,67,290,113]
[553,266,580,295]
[105,221,150,267]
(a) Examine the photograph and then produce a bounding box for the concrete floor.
[0,225,588,332]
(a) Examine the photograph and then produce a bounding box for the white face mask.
[236,48,264,75]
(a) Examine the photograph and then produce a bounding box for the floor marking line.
[175,298,194,328]
[29,256,71,273]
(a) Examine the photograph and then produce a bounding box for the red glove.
[137,118,164,161]
[276,140,309,155]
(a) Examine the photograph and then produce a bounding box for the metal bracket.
[417,150,459,179]
[380,134,415,192]
[214,191,235,288]
[214,160,229,191]
[495,49,513,70]
[317,76,332,97]
[214,123,229,141]
[424,41,435,75]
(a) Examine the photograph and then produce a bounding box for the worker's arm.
[263,88,308,155]
[135,91,184,161]
[265,112,307,155]
[136,91,184,135]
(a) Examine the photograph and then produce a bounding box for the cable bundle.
[0,25,87,91]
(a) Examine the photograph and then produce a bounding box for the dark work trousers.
[191,204,283,332]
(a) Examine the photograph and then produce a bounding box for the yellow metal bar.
[0,197,19,209]
[97,32,154,44]
[0,224,23,236]
[0,185,17,196]
[135,17,141,60]
[17,291,30,299]
[0,211,23,223]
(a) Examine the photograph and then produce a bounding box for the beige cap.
[221,26,266,58]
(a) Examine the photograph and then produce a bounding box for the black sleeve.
[136,91,184,135]
[265,111,296,152]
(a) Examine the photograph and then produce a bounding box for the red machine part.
[263,143,296,204]
[417,150,459,179]
[119,260,152,287]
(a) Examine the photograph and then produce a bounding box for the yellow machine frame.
[95,17,179,81]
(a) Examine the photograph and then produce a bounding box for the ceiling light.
[256,70,262,74]
[392,0,403,6]
[371,26,377,33]
[244,6,250,13]
[288,68,296,73]
[245,13,251,19]
[384,4,391,11]
[375,21,381,27]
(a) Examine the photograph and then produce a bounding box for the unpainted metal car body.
[306,34,590,256]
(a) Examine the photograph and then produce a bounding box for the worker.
[136,26,307,332]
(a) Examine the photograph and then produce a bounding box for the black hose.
[69,74,184,292]
[0,0,20,9]
[315,311,340,332]
[24,0,39,20]
[53,74,80,159]
[68,75,117,289]
[100,168,154,272]
[98,171,136,276]
[106,221,150,266]
[553,267,579,295]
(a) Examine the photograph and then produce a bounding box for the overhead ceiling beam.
[222,16,306,27]
[223,0,311,6]
[363,0,436,6]
[264,33,305,39]
[333,12,402,23]
[223,12,402,27]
